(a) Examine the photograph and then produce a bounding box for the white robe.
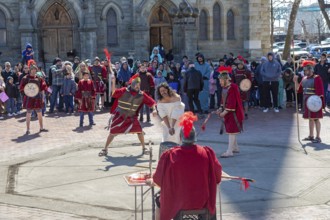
[157,101,185,144]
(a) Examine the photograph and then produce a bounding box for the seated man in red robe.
[148,112,222,220]
[99,75,156,156]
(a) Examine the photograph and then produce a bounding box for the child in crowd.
[5,76,18,116]
[61,65,77,113]
[167,72,180,94]
[154,70,166,100]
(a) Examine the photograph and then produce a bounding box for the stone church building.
[0,0,270,65]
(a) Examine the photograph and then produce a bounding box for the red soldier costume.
[75,79,96,112]
[233,67,252,101]
[222,83,244,134]
[20,75,47,110]
[298,75,324,119]
[109,86,155,134]
[99,75,156,157]
[88,58,107,94]
[152,112,222,220]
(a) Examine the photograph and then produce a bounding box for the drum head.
[24,83,39,97]
[306,95,322,112]
[239,79,252,92]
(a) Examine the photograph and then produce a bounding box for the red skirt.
[224,112,243,134]
[23,96,43,110]
[110,112,142,134]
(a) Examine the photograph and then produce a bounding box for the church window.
[199,9,208,40]
[107,8,118,46]
[227,9,235,40]
[213,3,221,40]
[0,10,6,46]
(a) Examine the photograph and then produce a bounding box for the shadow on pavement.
[100,154,155,171]
[11,133,40,143]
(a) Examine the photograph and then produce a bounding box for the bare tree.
[282,0,302,60]
[300,20,310,44]
[318,0,330,30]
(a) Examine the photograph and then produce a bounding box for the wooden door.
[161,27,172,52]
[58,29,73,59]
[42,29,58,62]
[150,27,160,50]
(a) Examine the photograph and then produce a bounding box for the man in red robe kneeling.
[147,112,222,220]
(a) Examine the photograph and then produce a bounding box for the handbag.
[0,92,9,102]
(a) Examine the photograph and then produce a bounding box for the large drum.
[239,79,252,92]
[159,141,178,159]
[306,95,322,112]
[24,83,39,97]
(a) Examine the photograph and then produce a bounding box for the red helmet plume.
[179,112,198,138]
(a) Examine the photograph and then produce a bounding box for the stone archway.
[149,6,173,54]
[39,2,74,62]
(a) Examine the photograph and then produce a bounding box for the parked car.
[295,42,308,49]
[321,38,330,45]
[308,45,322,58]
[321,45,330,54]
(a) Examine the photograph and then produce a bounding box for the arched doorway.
[149,6,173,53]
[40,3,73,62]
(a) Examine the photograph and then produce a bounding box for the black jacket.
[5,83,18,98]
[314,62,330,84]
[184,67,204,92]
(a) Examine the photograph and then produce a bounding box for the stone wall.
[0,0,271,66]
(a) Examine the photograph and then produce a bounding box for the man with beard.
[99,75,156,157]
[293,60,324,143]
[194,53,211,114]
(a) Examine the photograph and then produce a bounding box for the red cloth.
[20,75,47,110]
[88,65,107,94]
[298,75,324,119]
[153,145,222,220]
[223,83,244,134]
[109,87,156,134]
[75,79,96,112]
[233,68,252,101]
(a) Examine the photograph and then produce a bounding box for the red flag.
[103,48,112,62]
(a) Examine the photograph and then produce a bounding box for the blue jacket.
[260,53,282,82]
[60,76,76,95]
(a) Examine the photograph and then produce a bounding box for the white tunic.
[157,101,185,144]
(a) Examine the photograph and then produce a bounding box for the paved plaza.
[0,108,330,220]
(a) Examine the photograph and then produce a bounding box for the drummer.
[20,64,48,134]
[293,60,324,143]
[232,60,252,119]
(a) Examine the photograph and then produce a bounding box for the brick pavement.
[0,203,92,220]
[0,109,162,163]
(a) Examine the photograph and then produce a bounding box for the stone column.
[19,0,35,59]
[184,25,198,58]
[80,0,97,60]
[244,0,271,59]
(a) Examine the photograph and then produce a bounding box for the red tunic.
[88,65,107,94]
[75,79,96,112]
[222,83,244,134]
[233,68,252,101]
[109,87,156,134]
[153,145,222,220]
[20,75,47,110]
[297,74,324,119]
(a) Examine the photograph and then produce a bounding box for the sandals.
[302,136,314,141]
[312,137,322,143]
[39,128,49,133]
[98,149,108,157]
[220,152,234,158]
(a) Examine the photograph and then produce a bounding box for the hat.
[7,76,13,82]
[260,56,267,62]
[129,74,141,85]
[179,112,198,144]
[74,56,80,61]
[94,56,100,62]
[55,57,62,63]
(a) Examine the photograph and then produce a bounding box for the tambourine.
[239,79,252,92]
[306,95,322,112]
[24,83,39,97]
